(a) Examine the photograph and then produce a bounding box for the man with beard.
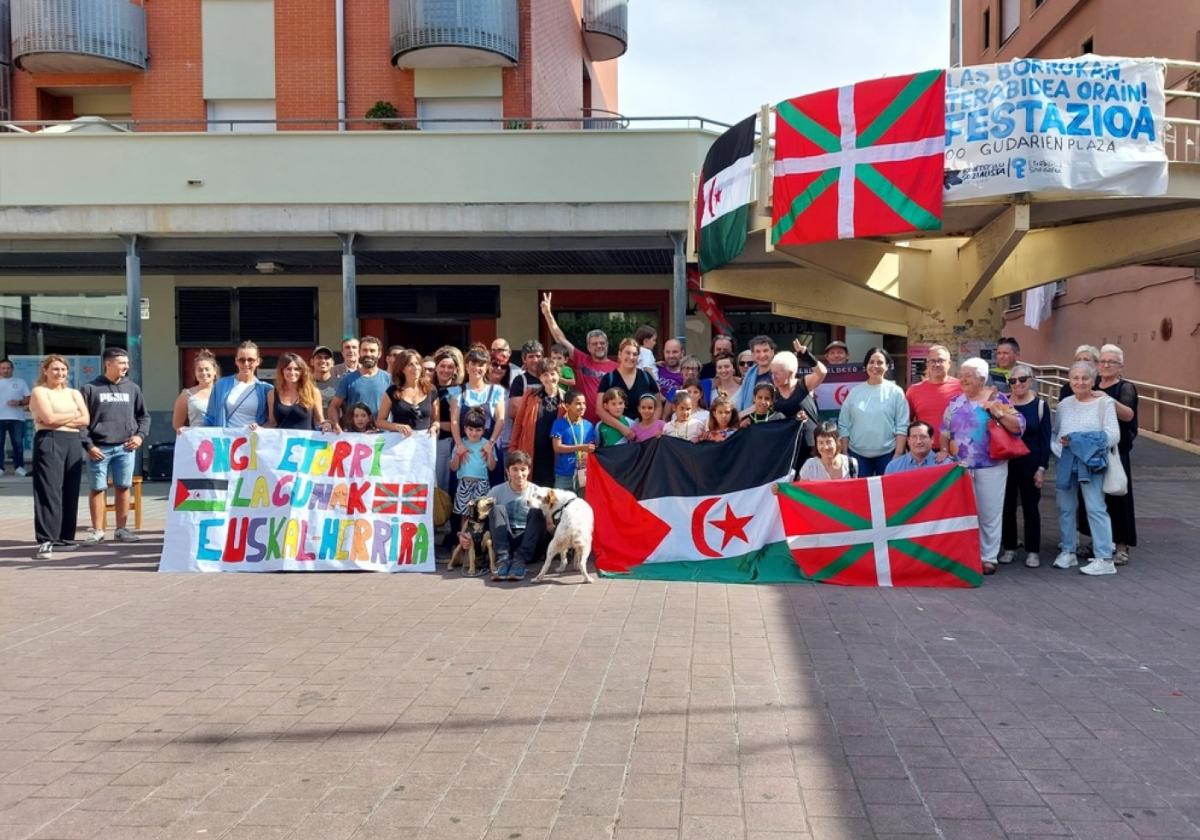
[329,336,389,432]
[657,338,686,401]
[699,334,734,380]
[540,293,616,423]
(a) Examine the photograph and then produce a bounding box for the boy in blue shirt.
[550,389,596,493]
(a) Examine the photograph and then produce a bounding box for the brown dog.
[447,496,496,577]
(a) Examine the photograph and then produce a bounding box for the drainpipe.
[336,0,347,130]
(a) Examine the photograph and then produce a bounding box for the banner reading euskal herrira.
[160,429,436,573]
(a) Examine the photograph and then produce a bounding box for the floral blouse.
[941,392,1025,469]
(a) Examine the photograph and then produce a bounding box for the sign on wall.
[160,429,437,573]
[945,56,1167,200]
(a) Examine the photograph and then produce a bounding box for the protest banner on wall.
[160,429,436,573]
[944,56,1167,200]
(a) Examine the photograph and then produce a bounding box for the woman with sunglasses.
[1000,364,1051,568]
[203,341,273,428]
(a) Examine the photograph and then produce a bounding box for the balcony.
[390,0,519,69]
[582,0,628,62]
[12,0,148,74]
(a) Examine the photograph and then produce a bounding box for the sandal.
[982,562,997,575]
[1114,550,1129,566]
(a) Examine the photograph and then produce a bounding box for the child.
[597,387,631,446]
[682,377,709,427]
[631,393,665,442]
[549,343,576,388]
[550,389,596,492]
[705,396,738,442]
[348,402,378,434]
[664,392,705,442]
[740,382,784,427]
[450,409,497,551]
[633,325,660,382]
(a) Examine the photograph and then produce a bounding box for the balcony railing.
[390,0,519,68]
[582,0,628,62]
[12,0,148,74]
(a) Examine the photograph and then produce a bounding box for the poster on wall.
[160,428,437,573]
[945,56,1168,200]
[10,355,101,390]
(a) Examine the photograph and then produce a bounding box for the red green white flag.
[772,70,946,246]
[776,464,983,587]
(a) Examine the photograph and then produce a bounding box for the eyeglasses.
[738,360,753,367]
[1010,376,1032,384]
[236,357,257,364]
[1099,360,1121,366]
[927,359,948,365]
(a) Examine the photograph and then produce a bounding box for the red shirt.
[570,347,618,423]
[905,377,963,450]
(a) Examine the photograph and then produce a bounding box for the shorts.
[87,444,135,492]
[453,477,491,515]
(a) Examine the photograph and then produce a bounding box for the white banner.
[160,428,437,573]
[945,56,1167,200]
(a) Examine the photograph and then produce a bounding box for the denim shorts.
[87,444,135,491]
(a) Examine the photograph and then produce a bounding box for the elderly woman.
[837,347,909,477]
[1096,344,1138,564]
[1052,360,1120,575]
[771,346,827,466]
[1058,344,1100,402]
[1000,363,1052,567]
[942,358,1025,574]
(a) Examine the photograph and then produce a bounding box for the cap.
[311,345,334,357]
[824,341,848,352]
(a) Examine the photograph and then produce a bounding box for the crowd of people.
[14,299,1140,579]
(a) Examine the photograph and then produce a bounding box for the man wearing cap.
[824,341,850,366]
[310,346,338,417]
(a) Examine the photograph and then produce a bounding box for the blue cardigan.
[203,376,273,428]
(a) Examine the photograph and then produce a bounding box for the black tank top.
[273,392,315,430]
[387,386,434,431]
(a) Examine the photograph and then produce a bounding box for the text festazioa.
[194,433,385,479]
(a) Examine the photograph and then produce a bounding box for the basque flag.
[772,70,945,245]
[589,423,804,583]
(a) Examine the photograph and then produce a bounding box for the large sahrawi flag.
[590,423,804,583]
[697,114,758,272]
[778,464,982,587]
[772,70,945,246]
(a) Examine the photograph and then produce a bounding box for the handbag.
[987,415,1030,460]
[1095,399,1129,496]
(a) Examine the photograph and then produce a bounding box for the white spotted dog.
[533,488,595,584]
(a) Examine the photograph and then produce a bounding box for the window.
[207,99,276,133]
[415,97,502,131]
[1081,36,1094,54]
[176,287,316,345]
[1000,0,1020,43]
[983,8,991,49]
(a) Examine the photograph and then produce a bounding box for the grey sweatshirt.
[80,375,151,448]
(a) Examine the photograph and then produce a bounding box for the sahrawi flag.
[772,69,945,246]
[697,114,758,273]
[590,423,803,583]
[778,464,983,588]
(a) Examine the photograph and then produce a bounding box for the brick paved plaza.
[1,441,1199,840]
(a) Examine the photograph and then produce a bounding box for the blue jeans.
[87,444,135,492]
[489,506,546,579]
[849,450,894,478]
[1057,476,1114,560]
[0,419,25,470]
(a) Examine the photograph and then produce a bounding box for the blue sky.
[619,1,952,125]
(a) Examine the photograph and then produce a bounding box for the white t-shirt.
[637,348,660,381]
[0,377,31,422]
[226,380,260,428]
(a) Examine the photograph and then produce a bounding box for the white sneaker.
[1080,558,1117,576]
[82,529,105,543]
[1025,552,1040,568]
[114,528,140,543]
[1052,552,1078,569]
[35,541,53,559]
[14,467,27,477]
[998,550,1015,564]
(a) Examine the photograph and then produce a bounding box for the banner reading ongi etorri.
[944,56,1167,200]
[160,429,436,573]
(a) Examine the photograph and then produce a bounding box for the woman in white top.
[1051,360,1120,576]
[836,347,909,477]
[172,350,218,432]
[30,354,90,559]
[798,421,858,480]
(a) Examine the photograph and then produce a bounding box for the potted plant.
[365,100,400,130]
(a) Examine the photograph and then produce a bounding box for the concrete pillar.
[903,239,1005,365]
[670,232,687,349]
[123,235,143,386]
[339,233,357,340]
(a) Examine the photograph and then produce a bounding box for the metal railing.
[390,0,519,67]
[11,0,148,72]
[581,0,628,61]
[1031,364,1200,444]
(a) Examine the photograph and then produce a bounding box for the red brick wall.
[501,0,535,119]
[530,0,584,123]
[275,0,338,129]
[345,0,415,128]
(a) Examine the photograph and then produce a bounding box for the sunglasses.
[738,360,753,367]
[236,357,258,363]
[1010,376,1032,384]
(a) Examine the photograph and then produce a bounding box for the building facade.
[955,0,1200,397]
